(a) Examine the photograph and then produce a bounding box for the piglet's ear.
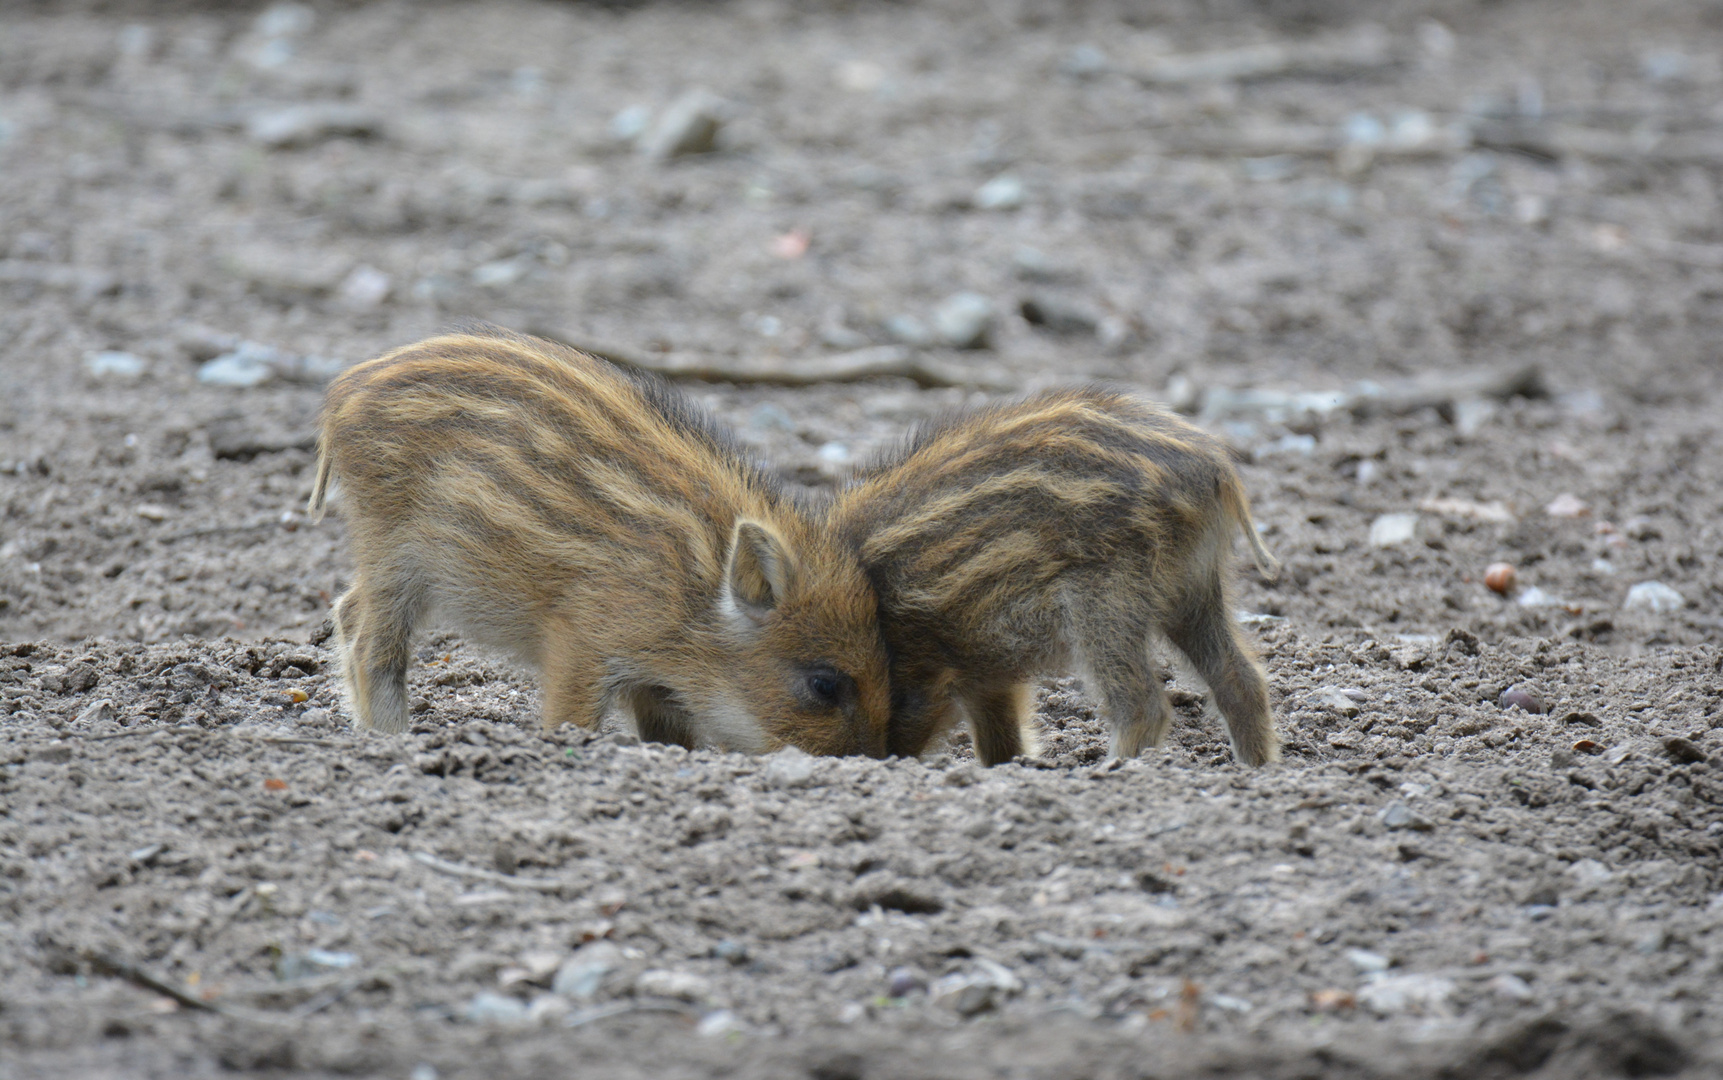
[724,519,796,619]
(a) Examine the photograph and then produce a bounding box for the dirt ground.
[4,1,1723,1076]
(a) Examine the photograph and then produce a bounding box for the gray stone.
[1379,802,1434,832]
[637,89,724,161]
[196,346,277,388]
[635,969,710,1003]
[932,292,994,349]
[74,698,115,726]
[884,314,933,347]
[1357,973,1455,1017]
[1487,973,1535,1002]
[552,940,621,1001]
[1344,947,1390,973]
[887,966,928,997]
[1310,687,1361,718]
[464,990,528,1025]
[247,104,383,149]
[930,959,1021,1016]
[338,265,392,310]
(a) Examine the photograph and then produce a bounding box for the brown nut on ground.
[1484,562,1517,595]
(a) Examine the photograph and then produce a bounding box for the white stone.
[973,174,1025,210]
[465,991,528,1025]
[1357,973,1455,1017]
[338,265,392,310]
[764,746,819,789]
[1624,581,1684,613]
[1368,512,1419,547]
[1344,948,1390,973]
[635,969,711,1003]
[552,940,621,1001]
[84,351,146,380]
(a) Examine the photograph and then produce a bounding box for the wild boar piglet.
[830,386,1280,766]
[310,327,892,756]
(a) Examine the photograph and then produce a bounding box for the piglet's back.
[835,387,1240,600]
[313,328,775,611]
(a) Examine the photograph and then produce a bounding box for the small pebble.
[464,991,528,1025]
[1487,973,1535,1002]
[1344,947,1391,973]
[1662,736,1707,765]
[635,969,711,1003]
[1368,512,1419,548]
[552,940,621,1000]
[1515,586,1557,608]
[1483,562,1517,595]
[246,104,383,149]
[1571,739,1603,755]
[1356,973,1455,1017]
[1499,687,1545,715]
[1545,493,1589,518]
[84,351,146,380]
[763,746,819,789]
[695,1009,742,1037]
[637,89,724,161]
[932,292,994,349]
[1622,515,1661,541]
[887,966,928,997]
[338,265,392,310]
[1310,687,1361,718]
[884,314,933,347]
[1623,581,1684,613]
[75,698,115,726]
[972,174,1024,210]
[609,104,652,142]
[712,940,750,966]
[1378,802,1435,832]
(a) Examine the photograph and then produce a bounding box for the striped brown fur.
[310,327,891,755]
[829,386,1280,767]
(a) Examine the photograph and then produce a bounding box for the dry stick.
[1471,122,1723,166]
[528,327,1021,392]
[75,948,225,1014]
[1351,364,1547,417]
[411,850,567,893]
[73,727,344,747]
[1160,119,1723,167]
[1125,26,1395,84]
[157,522,279,544]
[564,999,702,1029]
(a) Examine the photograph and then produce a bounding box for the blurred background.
[2,0,1720,649]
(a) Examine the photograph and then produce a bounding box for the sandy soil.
[3,1,1722,1076]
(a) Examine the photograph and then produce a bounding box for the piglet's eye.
[805,672,842,704]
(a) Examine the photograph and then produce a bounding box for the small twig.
[70,728,343,747]
[529,328,1020,391]
[564,999,701,1029]
[157,522,279,544]
[77,727,168,742]
[410,850,567,893]
[78,948,224,1014]
[287,977,366,1020]
[1125,26,1395,85]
